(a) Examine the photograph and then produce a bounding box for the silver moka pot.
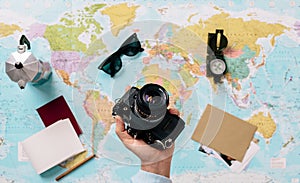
[5,35,52,89]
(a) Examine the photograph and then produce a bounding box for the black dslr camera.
[112,83,185,150]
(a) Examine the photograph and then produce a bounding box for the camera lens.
[136,83,169,120]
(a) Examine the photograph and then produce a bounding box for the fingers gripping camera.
[112,83,185,150]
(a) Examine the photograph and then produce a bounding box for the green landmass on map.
[44,4,106,52]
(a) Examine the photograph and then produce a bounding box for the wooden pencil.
[55,154,96,181]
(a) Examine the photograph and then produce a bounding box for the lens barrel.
[135,83,169,120]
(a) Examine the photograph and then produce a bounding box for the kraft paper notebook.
[36,95,82,136]
[192,104,257,162]
[21,119,85,174]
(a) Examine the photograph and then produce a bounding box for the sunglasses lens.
[120,33,144,56]
[113,57,122,72]
[122,43,143,56]
[98,33,143,77]
[101,62,112,74]
[98,54,122,77]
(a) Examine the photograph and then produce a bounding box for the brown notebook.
[192,104,257,162]
[36,95,82,136]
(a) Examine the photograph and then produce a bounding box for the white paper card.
[21,119,85,174]
[214,141,260,173]
[18,142,29,162]
[229,142,260,172]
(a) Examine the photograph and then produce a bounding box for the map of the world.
[0,0,300,182]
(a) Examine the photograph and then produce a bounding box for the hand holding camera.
[113,83,185,150]
[114,108,179,178]
[113,83,185,177]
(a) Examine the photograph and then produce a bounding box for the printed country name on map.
[268,50,294,55]
[179,32,259,37]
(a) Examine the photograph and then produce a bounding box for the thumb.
[115,116,132,142]
[115,116,125,134]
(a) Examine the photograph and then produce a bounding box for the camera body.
[112,83,185,150]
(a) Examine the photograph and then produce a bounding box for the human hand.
[115,108,180,178]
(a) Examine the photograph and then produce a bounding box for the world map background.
[0,0,300,182]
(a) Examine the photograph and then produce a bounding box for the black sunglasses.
[98,33,144,77]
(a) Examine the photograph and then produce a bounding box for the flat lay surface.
[0,0,300,182]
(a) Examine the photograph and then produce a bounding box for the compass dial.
[209,59,226,75]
